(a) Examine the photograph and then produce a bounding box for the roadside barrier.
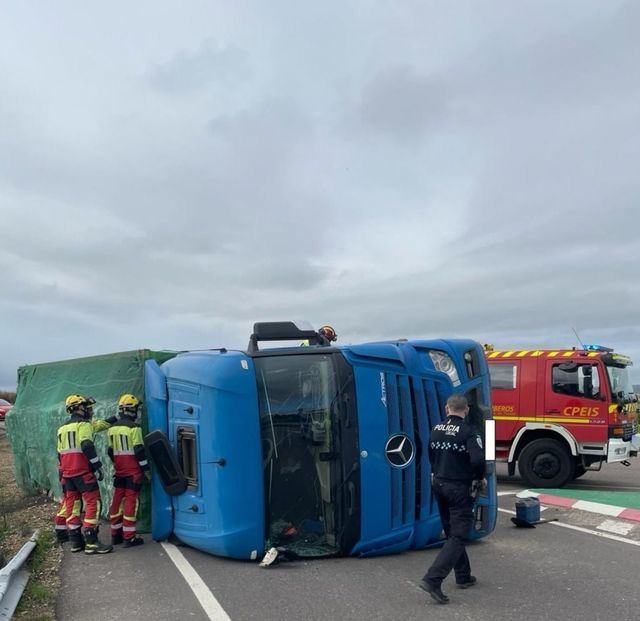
[0,529,39,620]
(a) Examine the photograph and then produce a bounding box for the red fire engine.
[486,344,639,487]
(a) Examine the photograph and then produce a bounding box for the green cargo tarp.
[6,349,176,533]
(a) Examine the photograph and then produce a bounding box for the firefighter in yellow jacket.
[55,394,116,554]
[108,394,150,547]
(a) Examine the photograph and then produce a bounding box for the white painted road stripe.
[497,490,523,497]
[162,542,232,621]
[498,508,640,547]
[597,519,635,536]
[573,500,622,517]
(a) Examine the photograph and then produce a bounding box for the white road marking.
[597,519,635,536]
[498,508,640,547]
[497,490,523,497]
[573,500,622,517]
[162,542,232,621]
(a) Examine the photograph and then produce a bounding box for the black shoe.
[55,529,69,544]
[123,536,144,548]
[69,530,84,553]
[456,576,477,589]
[83,528,113,555]
[419,579,449,604]
[111,532,124,545]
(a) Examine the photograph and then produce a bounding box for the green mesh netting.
[5,350,176,533]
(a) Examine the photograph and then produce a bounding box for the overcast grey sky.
[1,1,639,389]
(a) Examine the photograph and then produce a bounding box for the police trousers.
[424,478,475,586]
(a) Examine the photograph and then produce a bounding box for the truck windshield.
[606,365,635,403]
[256,353,343,557]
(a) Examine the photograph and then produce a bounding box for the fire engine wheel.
[518,439,575,488]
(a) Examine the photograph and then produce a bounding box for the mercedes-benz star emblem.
[385,434,415,468]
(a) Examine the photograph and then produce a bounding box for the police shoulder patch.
[476,436,483,449]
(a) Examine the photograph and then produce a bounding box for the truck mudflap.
[144,359,175,541]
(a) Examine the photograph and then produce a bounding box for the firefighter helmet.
[118,394,140,417]
[319,325,337,342]
[65,394,96,415]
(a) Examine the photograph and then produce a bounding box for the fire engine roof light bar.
[583,344,614,353]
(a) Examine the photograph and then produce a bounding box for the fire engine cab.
[486,344,640,488]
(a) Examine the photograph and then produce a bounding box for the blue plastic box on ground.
[515,497,540,523]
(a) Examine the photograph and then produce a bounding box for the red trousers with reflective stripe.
[61,473,102,530]
[54,499,68,531]
[109,475,142,540]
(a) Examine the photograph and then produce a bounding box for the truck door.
[543,359,603,424]
[166,381,209,534]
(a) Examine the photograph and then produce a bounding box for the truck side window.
[177,426,198,488]
[552,364,600,399]
[488,364,517,389]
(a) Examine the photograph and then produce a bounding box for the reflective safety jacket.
[57,415,112,478]
[429,415,486,483]
[107,418,149,477]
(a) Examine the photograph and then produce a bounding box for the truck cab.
[487,345,640,488]
[145,322,497,560]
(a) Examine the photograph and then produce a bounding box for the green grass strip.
[537,488,640,510]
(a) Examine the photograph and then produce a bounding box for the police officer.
[420,394,486,604]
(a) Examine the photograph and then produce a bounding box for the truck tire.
[518,438,575,488]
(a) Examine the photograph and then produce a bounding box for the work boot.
[68,529,84,553]
[55,529,69,545]
[419,579,449,604]
[83,528,113,555]
[123,535,144,548]
[111,531,123,546]
[456,576,477,589]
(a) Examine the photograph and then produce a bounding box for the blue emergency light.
[583,344,613,352]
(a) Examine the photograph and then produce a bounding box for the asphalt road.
[8,414,635,621]
[57,482,640,621]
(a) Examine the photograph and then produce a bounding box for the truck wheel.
[518,439,575,488]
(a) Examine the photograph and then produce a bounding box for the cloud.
[147,39,250,94]
[0,1,639,390]
[356,65,450,141]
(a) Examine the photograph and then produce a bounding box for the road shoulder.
[57,535,208,620]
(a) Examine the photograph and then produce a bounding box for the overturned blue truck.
[145,322,497,560]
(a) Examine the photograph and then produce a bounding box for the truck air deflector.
[161,351,265,559]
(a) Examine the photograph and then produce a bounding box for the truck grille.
[385,373,447,528]
[622,421,636,441]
